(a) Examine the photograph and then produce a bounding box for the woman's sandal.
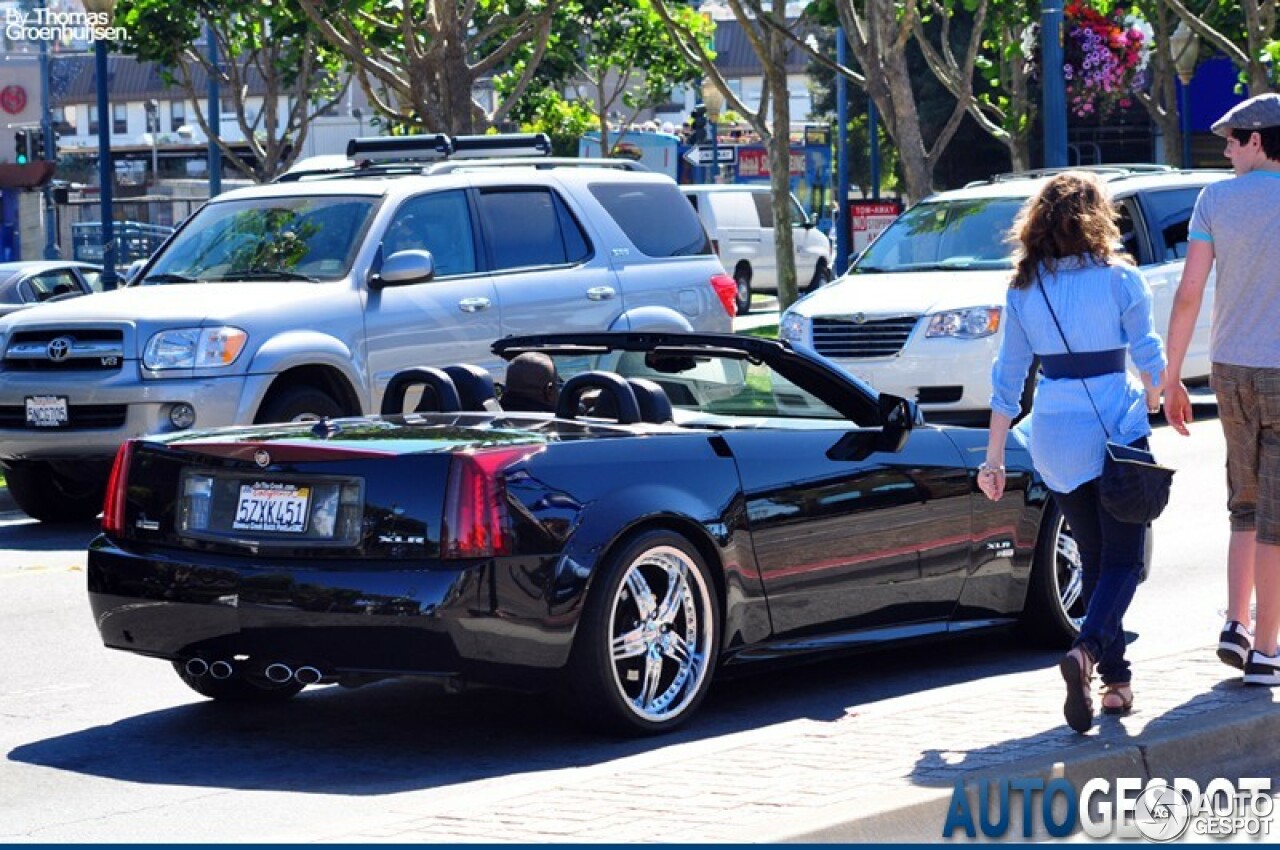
[1100,683,1134,715]
[1058,646,1095,733]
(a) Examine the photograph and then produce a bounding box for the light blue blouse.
[990,257,1167,494]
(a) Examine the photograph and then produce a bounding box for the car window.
[383,190,478,277]
[81,269,103,291]
[144,196,378,282]
[1139,188,1202,262]
[476,188,588,271]
[589,182,712,258]
[26,270,82,301]
[751,193,774,229]
[854,198,1023,272]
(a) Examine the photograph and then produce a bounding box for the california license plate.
[232,482,311,533]
[25,395,68,427]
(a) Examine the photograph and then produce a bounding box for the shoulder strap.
[1036,279,1112,441]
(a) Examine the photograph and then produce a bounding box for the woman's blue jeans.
[1051,476,1147,686]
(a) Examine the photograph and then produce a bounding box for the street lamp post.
[1170,21,1200,169]
[83,0,116,289]
[701,80,724,184]
[37,0,59,258]
[146,99,159,183]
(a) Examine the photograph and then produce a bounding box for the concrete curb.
[767,694,1280,842]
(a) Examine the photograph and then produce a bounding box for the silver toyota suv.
[0,134,735,521]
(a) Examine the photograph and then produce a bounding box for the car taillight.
[710,273,738,318]
[441,445,539,559]
[102,439,136,536]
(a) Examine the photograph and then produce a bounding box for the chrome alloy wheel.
[607,545,715,723]
[1053,514,1086,631]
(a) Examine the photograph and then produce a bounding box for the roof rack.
[274,132,559,182]
[425,157,650,174]
[975,164,1174,185]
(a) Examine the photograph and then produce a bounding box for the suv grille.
[812,316,919,359]
[3,329,125,372]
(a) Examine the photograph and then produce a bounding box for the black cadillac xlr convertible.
[88,332,1084,734]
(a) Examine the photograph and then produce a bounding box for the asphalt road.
[0,406,1243,841]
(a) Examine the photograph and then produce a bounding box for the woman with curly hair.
[977,171,1166,733]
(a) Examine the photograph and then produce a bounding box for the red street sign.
[1,85,28,115]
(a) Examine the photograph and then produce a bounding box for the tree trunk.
[768,1,798,310]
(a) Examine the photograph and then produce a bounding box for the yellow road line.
[0,565,83,579]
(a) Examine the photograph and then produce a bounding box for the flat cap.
[1212,92,1280,137]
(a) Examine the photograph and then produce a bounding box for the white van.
[682,185,833,314]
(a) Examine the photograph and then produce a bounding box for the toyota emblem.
[254,450,271,468]
[852,313,868,325]
[46,336,73,361]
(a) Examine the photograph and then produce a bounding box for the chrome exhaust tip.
[293,666,323,685]
[264,663,294,684]
[184,658,209,677]
[208,660,234,680]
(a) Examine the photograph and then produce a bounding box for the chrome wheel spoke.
[654,563,689,626]
[637,652,664,710]
[625,570,657,621]
[1060,567,1084,612]
[662,633,692,668]
[611,627,648,662]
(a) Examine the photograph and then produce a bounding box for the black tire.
[255,385,344,425]
[806,261,833,292]
[567,529,720,735]
[734,270,752,316]
[172,661,304,703]
[1020,501,1084,647]
[2,460,106,523]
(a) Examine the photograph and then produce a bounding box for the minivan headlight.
[925,307,1001,339]
[144,326,247,370]
[780,312,811,345]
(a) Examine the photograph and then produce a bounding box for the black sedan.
[88,332,1083,735]
[0,260,101,318]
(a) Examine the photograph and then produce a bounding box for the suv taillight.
[102,439,136,536]
[441,445,539,559]
[711,274,738,318]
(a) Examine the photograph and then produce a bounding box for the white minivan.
[682,185,833,314]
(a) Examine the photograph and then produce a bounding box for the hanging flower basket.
[1063,4,1152,119]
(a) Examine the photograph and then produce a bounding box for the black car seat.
[443,364,502,412]
[627,378,674,424]
[380,367,462,415]
[556,371,641,424]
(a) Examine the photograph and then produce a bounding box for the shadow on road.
[9,632,1059,796]
[0,515,99,553]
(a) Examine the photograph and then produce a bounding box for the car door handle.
[586,286,616,301]
[458,297,491,313]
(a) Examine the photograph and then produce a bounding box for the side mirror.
[123,259,146,285]
[370,249,435,289]
[879,392,923,430]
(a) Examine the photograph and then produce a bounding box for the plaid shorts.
[1212,362,1280,544]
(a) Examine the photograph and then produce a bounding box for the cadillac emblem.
[254,450,271,468]
[852,313,868,325]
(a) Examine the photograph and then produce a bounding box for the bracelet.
[978,462,1005,475]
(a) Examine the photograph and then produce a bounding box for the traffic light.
[30,128,45,160]
[690,105,709,146]
[14,130,29,165]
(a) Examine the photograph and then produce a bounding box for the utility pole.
[37,0,59,258]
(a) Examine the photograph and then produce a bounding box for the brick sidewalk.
[315,645,1277,843]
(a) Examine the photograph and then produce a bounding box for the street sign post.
[682,145,738,167]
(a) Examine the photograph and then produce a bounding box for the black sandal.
[1058,646,1094,733]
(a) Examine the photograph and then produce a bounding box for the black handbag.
[1037,281,1174,524]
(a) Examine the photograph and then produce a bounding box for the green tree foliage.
[1162,0,1277,95]
[116,0,349,182]
[503,0,709,156]
[294,0,558,134]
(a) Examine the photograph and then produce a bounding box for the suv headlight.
[780,312,811,345]
[925,307,1001,339]
[144,326,248,370]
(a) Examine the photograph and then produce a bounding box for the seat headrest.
[380,367,461,415]
[443,364,501,412]
[556,371,641,424]
[627,378,674,424]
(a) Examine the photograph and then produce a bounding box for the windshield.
[142,196,378,283]
[853,198,1024,272]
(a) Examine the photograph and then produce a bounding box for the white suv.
[0,135,734,522]
[780,166,1229,421]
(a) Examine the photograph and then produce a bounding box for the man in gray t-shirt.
[1164,92,1280,687]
